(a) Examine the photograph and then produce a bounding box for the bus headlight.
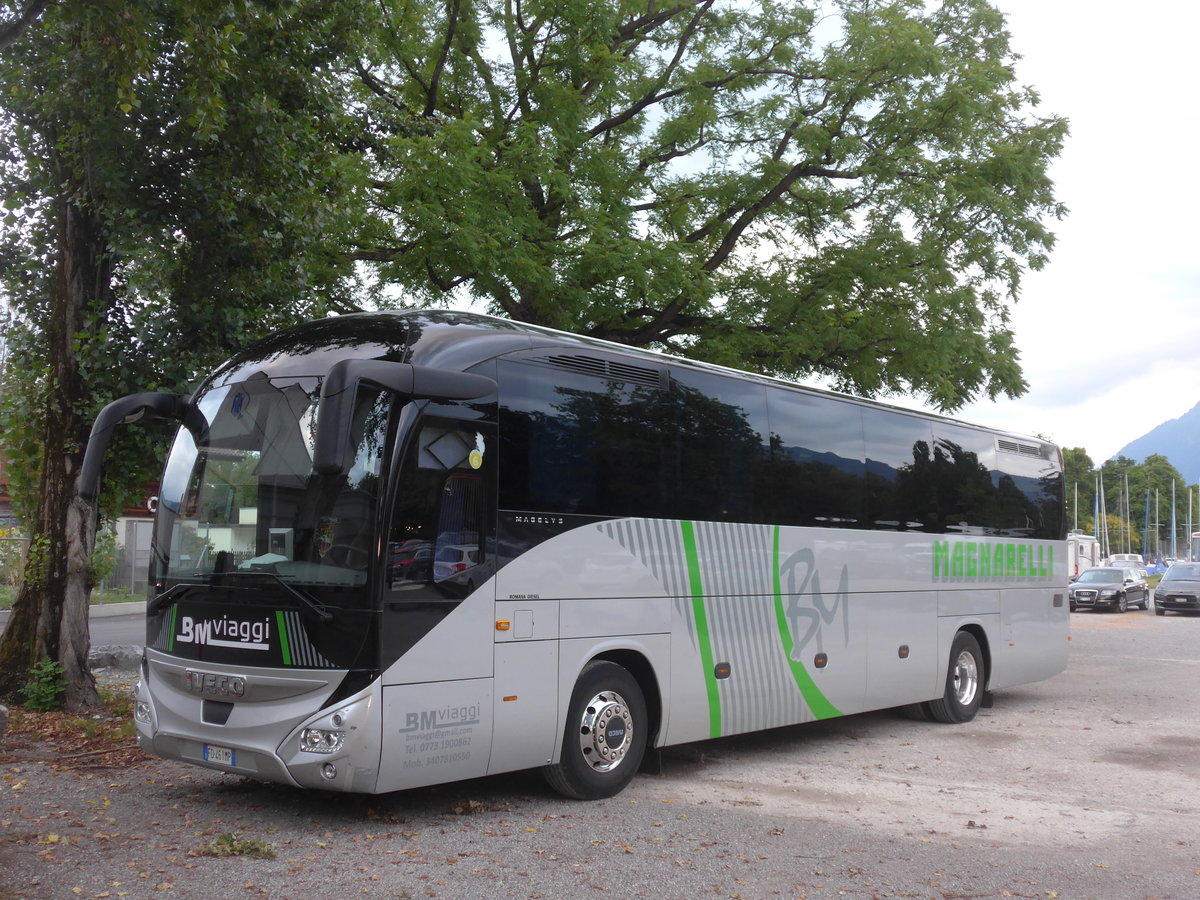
[300,728,345,754]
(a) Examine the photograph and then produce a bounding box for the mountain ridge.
[1113,400,1200,483]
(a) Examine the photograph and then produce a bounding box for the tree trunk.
[0,182,111,712]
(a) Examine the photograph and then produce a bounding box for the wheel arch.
[591,647,664,752]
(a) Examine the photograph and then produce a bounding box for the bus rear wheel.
[543,660,647,800]
[923,631,984,724]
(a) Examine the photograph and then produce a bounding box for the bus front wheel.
[543,660,647,800]
[923,631,984,724]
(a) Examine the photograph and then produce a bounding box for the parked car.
[433,544,480,581]
[1068,566,1150,613]
[389,540,433,583]
[1153,563,1200,616]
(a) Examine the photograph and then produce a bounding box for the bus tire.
[923,631,984,724]
[543,660,647,800]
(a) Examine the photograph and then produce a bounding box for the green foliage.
[353,0,1066,410]
[0,0,375,525]
[0,0,378,697]
[193,833,277,860]
[1061,447,1197,554]
[20,657,66,711]
[89,526,118,590]
[19,533,49,594]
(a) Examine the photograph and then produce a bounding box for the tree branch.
[0,0,50,53]
[424,0,462,117]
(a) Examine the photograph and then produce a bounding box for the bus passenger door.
[379,417,497,684]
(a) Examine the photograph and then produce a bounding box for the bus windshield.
[154,375,390,602]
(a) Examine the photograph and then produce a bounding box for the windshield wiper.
[148,582,197,614]
[253,572,335,624]
[148,572,335,623]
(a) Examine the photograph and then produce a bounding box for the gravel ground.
[2,613,1199,900]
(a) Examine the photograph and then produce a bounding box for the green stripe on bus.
[275,610,292,667]
[167,604,177,652]
[772,526,841,720]
[681,520,722,739]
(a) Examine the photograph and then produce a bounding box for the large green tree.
[0,0,370,708]
[351,0,1066,410]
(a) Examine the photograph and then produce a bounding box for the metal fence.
[1,534,28,605]
[1,532,151,604]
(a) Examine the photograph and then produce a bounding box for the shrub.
[21,657,66,711]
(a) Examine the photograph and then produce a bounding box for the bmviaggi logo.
[177,614,272,651]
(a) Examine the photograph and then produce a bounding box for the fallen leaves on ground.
[1,685,147,771]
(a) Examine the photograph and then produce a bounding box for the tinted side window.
[863,409,933,530]
[669,368,769,523]
[930,424,999,534]
[498,360,671,517]
[993,448,1064,540]
[765,391,865,527]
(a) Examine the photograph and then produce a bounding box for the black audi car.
[1068,567,1150,613]
[1153,563,1200,615]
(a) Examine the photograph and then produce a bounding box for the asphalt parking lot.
[3,607,1199,899]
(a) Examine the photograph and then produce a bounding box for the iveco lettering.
[79,311,1069,799]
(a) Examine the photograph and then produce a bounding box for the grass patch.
[192,833,277,860]
[0,587,146,611]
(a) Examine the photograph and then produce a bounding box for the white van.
[1068,531,1100,579]
[1106,552,1148,578]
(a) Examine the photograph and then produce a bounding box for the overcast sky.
[925,0,1200,464]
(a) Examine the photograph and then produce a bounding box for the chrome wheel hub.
[577,689,634,772]
[952,650,979,707]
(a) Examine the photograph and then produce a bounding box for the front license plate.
[203,744,235,766]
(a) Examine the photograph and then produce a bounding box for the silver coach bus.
[80,310,1068,799]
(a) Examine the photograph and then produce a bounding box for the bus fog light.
[134,700,152,724]
[300,728,345,754]
[321,763,337,781]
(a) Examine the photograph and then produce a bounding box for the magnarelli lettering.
[177,615,272,650]
[398,704,482,733]
[932,540,1055,580]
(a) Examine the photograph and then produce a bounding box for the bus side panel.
[488,640,560,775]
[938,588,1001,619]
[376,678,493,793]
[496,520,672,601]
[381,583,496,686]
[863,591,939,710]
[991,586,1069,690]
[661,521,870,744]
[502,518,874,744]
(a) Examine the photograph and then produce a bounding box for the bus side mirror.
[79,392,205,504]
[313,360,496,476]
